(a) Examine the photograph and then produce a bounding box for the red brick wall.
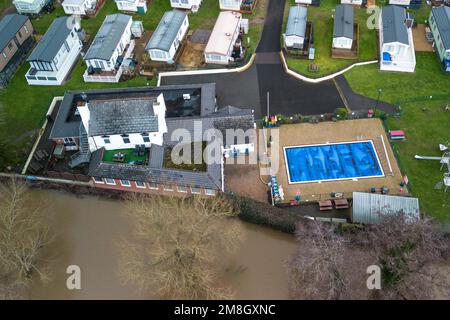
[92,178,217,196]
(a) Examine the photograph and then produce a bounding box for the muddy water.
[28,190,296,300]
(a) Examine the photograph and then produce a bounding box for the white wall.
[79,93,168,152]
[62,0,95,15]
[284,35,304,49]
[115,0,147,13]
[333,36,352,49]
[389,0,410,5]
[13,0,47,14]
[341,0,362,5]
[219,0,242,11]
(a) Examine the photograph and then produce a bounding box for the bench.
[318,200,333,211]
[334,199,349,209]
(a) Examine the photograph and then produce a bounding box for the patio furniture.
[334,199,349,210]
[318,200,333,211]
[139,145,145,156]
[113,152,125,163]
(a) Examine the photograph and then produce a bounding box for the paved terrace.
[273,118,405,203]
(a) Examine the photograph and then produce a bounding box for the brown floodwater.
[28,190,296,300]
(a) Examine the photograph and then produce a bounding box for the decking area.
[273,118,405,203]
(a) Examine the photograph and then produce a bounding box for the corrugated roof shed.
[0,14,29,52]
[381,5,408,45]
[145,10,187,52]
[333,4,354,39]
[84,14,131,61]
[28,16,73,62]
[286,5,307,38]
[352,192,420,224]
[431,6,450,50]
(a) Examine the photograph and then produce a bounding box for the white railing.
[83,40,135,83]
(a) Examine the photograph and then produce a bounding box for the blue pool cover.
[284,141,384,183]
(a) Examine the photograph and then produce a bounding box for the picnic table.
[334,199,349,209]
[318,200,333,211]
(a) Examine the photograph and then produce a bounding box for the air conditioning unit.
[183,94,191,100]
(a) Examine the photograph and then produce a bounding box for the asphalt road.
[161,0,394,116]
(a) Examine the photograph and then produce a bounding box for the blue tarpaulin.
[382,52,391,61]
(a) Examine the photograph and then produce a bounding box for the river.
[28,189,296,299]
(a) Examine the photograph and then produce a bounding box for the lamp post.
[375,88,382,116]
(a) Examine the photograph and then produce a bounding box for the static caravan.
[13,0,52,15]
[284,6,307,50]
[83,14,133,82]
[379,5,416,73]
[170,0,202,12]
[341,0,363,5]
[62,0,97,15]
[295,0,320,5]
[219,0,243,11]
[429,6,450,72]
[146,10,189,64]
[114,0,148,13]
[204,11,243,65]
[388,0,410,5]
[0,14,34,87]
[332,4,354,50]
[26,17,83,85]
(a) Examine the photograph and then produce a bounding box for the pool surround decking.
[274,118,405,203]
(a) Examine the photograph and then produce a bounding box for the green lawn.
[345,52,450,221]
[103,148,148,165]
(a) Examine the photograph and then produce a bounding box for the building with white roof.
[204,11,243,65]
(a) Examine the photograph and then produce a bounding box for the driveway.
[161,0,394,116]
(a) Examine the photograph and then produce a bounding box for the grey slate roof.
[381,5,408,45]
[84,14,131,61]
[0,14,29,52]
[333,4,354,39]
[87,98,158,136]
[352,192,420,224]
[286,6,307,38]
[431,6,450,50]
[28,16,73,62]
[145,10,187,52]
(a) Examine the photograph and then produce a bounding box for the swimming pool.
[284,141,384,184]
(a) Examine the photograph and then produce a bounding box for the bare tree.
[287,214,450,300]
[0,179,52,299]
[355,214,449,299]
[117,194,243,300]
[287,221,356,300]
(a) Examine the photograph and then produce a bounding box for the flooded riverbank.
[28,190,296,299]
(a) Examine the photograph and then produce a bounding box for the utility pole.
[375,88,382,115]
